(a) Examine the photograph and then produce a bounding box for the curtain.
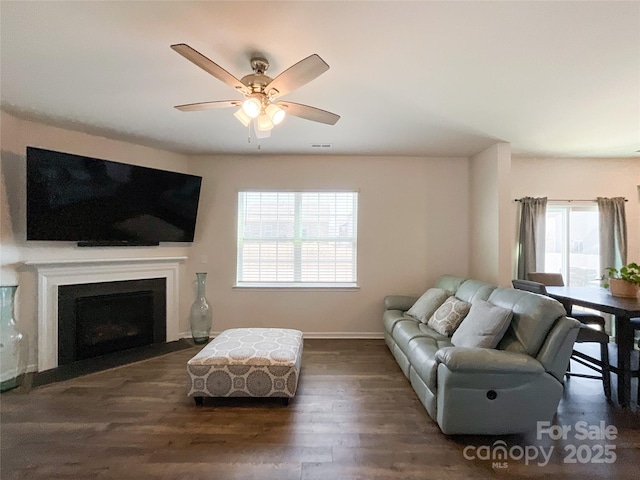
[598,197,627,272]
[516,197,547,280]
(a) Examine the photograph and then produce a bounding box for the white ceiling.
[1,1,638,158]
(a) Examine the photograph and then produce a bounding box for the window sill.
[234,283,360,291]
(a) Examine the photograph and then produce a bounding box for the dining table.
[546,286,640,408]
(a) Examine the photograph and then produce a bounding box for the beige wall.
[0,112,193,370]
[511,157,640,272]
[187,154,470,336]
[468,143,513,286]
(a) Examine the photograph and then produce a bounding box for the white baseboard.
[179,330,384,340]
[300,332,384,339]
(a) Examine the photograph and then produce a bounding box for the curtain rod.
[514,198,628,202]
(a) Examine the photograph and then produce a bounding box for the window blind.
[237,191,358,287]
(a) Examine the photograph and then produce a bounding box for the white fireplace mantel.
[24,256,187,371]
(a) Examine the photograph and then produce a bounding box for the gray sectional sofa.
[383,275,581,435]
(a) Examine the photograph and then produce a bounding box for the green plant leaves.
[603,262,640,286]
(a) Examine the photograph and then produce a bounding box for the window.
[237,191,358,287]
[544,203,600,286]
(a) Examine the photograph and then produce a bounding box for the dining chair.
[527,272,606,331]
[512,279,612,398]
[529,272,640,366]
[637,338,640,401]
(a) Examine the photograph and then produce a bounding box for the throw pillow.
[451,300,513,349]
[427,296,471,336]
[406,288,450,323]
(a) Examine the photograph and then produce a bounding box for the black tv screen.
[26,147,203,245]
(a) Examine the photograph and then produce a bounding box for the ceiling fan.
[171,44,340,138]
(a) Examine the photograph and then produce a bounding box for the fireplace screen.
[58,278,166,365]
[75,291,154,360]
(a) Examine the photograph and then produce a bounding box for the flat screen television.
[26,147,203,245]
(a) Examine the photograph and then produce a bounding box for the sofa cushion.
[393,317,428,354]
[434,275,467,295]
[406,288,449,323]
[406,336,445,392]
[451,300,513,348]
[489,287,566,356]
[382,310,409,336]
[393,319,428,354]
[455,280,497,304]
[418,323,452,345]
[392,319,449,354]
[428,297,471,336]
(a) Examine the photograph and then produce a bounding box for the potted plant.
[602,262,640,298]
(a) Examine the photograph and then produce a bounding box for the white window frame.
[236,190,359,289]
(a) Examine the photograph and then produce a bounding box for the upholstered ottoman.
[187,328,303,405]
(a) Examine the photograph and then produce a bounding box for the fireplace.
[26,256,185,372]
[57,278,166,366]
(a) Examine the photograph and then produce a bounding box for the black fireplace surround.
[58,278,167,366]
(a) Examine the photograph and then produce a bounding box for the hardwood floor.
[1,339,639,480]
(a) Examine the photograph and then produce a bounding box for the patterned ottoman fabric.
[187,328,303,402]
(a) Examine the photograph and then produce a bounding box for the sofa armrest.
[536,316,581,381]
[384,295,418,311]
[435,347,544,374]
[435,350,561,435]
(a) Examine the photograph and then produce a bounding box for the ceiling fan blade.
[174,100,242,112]
[265,54,329,99]
[276,101,340,125]
[171,43,249,94]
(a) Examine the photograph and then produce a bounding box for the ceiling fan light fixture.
[266,104,285,125]
[233,108,251,127]
[254,123,271,139]
[257,113,274,132]
[242,97,262,118]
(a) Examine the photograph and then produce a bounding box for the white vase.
[0,285,26,392]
